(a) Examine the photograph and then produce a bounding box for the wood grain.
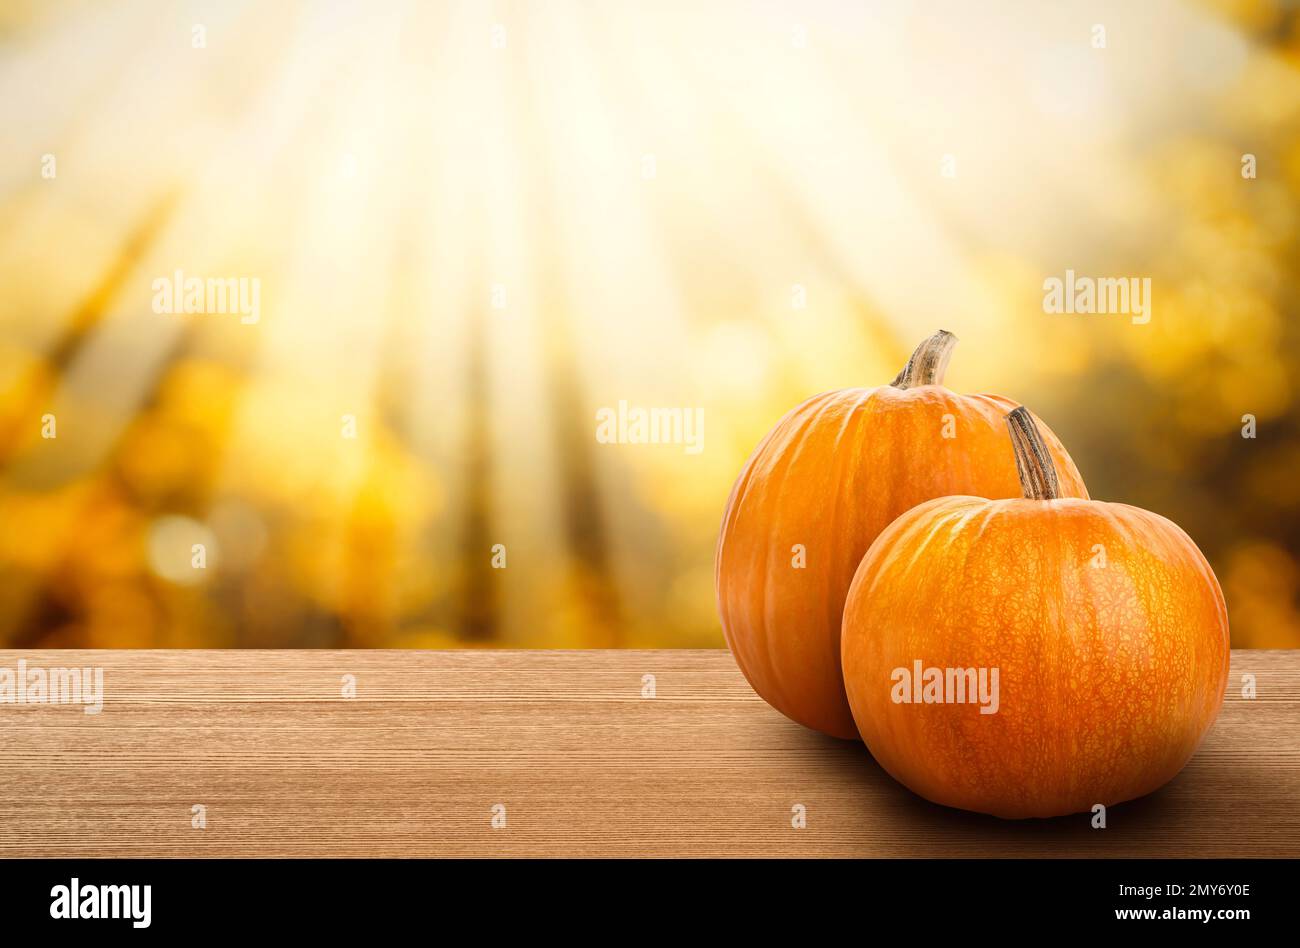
[0,649,1296,857]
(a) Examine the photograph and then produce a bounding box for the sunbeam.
[2,0,1299,648]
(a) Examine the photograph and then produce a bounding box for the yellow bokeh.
[1,0,1298,648]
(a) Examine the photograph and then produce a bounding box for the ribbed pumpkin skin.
[841,495,1230,818]
[715,385,1088,739]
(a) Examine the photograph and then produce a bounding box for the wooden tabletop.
[0,649,1296,858]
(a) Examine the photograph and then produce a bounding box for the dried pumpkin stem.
[1007,406,1061,501]
[891,330,958,389]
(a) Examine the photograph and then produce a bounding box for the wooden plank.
[0,649,1296,857]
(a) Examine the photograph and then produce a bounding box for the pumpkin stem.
[891,330,957,389]
[1007,406,1061,501]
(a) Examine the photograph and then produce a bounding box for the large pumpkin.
[840,407,1230,817]
[716,331,1088,738]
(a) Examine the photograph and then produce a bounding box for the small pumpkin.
[716,331,1088,739]
[840,407,1230,818]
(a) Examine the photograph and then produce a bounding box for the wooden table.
[0,649,1296,857]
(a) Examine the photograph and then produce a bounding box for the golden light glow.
[1,0,1298,647]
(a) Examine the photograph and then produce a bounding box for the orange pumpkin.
[716,331,1088,739]
[840,407,1230,817]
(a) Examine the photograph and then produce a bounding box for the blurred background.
[1,0,1298,648]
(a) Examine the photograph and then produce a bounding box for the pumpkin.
[840,407,1230,818]
[715,331,1088,739]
